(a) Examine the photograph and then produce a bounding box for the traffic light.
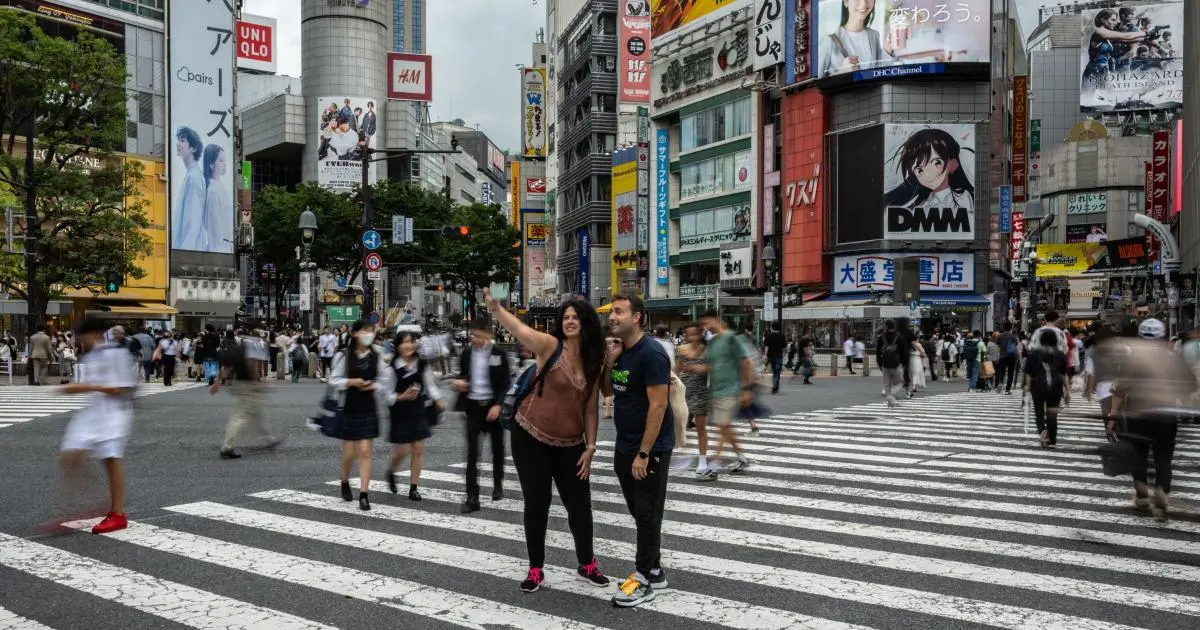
[103,270,121,294]
[440,225,470,237]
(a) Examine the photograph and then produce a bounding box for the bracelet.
[584,444,596,451]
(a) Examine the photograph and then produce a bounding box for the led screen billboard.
[814,0,989,80]
[882,124,976,241]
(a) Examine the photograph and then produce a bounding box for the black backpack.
[940,344,951,362]
[1029,350,1064,396]
[962,340,980,361]
[880,333,902,369]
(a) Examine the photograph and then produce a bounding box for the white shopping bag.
[1021,391,1031,434]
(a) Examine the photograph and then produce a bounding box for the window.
[680,96,752,151]
[679,150,752,201]
[678,203,752,251]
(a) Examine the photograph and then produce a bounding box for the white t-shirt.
[318,333,338,358]
[64,343,137,444]
[854,341,866,359]
[240,334,269,361]
[843,339,855,357]
[158,338,178,356]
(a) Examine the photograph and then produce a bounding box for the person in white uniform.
[57,318,138,535]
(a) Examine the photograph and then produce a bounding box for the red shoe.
[91,512,127,534]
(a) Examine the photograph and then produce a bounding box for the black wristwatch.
[636,450,650,460]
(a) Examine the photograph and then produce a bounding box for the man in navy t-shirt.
[602,293,673,608]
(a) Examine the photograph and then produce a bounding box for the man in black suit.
[360,101,377,138]
[452,319,512,513]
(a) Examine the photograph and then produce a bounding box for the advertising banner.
[652,27,751,109]
[782,88,826,285]
[510,160,521,226]
[784,0,812,85]
[620,0,651,102]
[679,204,752,252]
[236,14,276,74]
[1066,192,1106,214]
[522,68,547,157]
[1035,238,1149,277]
[523,218,547,302]
[815,0,990,79]
[1012,75,1028,202]
[525,177,546,200]
[386,53,433,101]
[833,252,975,294]
[169,0,235,254]
[488,144,505,176]
[315,96,378,192]
[734,150,753,191]
[1029,119,1041,178]
[655,128,670,285]
[719,246,754,285]
[753,0,786,71]
[577,227,591,300]
[651,0,744,41]
[1079,3,1184,113]
[1066,223,1108,244]
[1150,130,1170,220]
[612,148,639,253]
[998,185,1011,234]
[1009,211,1025,261]
[882,124,976,241]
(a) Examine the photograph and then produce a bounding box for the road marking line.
[179,498,867,630]
[64,518,614,630]
[0,533,329,629]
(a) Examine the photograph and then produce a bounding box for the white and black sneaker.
[611,572,655,608]
[648,567,669,590]
[726,459,749,475]
[695,468,718,482]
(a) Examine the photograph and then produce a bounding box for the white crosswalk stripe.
[0,382,202,430]
[0,392,1196,628]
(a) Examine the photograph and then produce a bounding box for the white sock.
[696,455,708,472]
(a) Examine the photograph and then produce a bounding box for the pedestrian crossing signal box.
[103,271,121,294]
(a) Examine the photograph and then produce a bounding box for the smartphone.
[489,282,510,302]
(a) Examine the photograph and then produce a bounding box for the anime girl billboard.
[882,124,976,241]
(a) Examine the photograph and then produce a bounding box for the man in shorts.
[698,309,753,476]
[57,318,138,534]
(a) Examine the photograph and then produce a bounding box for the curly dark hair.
[554,297,606,391]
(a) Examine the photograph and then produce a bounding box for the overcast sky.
[243,0,544,153]
[243,0,1043,152]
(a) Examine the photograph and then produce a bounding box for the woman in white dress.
[817,0,897,76]
[202,144,232,254]
[909,338,927,393]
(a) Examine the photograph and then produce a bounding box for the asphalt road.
[1,370,1198,629]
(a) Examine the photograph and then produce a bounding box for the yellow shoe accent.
[619,573,641,596]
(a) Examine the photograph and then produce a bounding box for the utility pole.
[360,135,375,317]
[24,113,38,386]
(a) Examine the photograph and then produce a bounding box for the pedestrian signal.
[104,270,121,294]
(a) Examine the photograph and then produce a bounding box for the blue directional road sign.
[335,275,348,289]
[362,230,382,250]
[909,300,919,312]
[368,311,381,325]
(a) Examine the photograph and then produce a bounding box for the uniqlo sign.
[236,14,276,73]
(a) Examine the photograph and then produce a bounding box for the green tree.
[0,9,151,321]
[440,203,520,316]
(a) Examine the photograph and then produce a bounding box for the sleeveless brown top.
[516,350,590,447]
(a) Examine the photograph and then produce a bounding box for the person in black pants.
[602,293,674,608]
[1024,328,1067,447]
[452,319,512,514]
[995,323,1019,394]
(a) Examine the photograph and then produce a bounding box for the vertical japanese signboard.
[1029,119,1041,179]
[510,160,521,226]
[619,0,651,102]
[169,0,235,254]
[1144,162,1156,261]
[753,0,785,71]
[783,0,811,85]
[1011,75,1028,202]
[1146,130,1171,263]
[522,68,547,157]
[655,128,670,285]
[1009,211,1025,262]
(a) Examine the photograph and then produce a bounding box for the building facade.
[553,0,618,300]
[391,0,425,54]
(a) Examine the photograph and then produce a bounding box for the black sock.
[410,484,418,492]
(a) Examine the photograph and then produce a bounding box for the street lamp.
[762,242,784,328]
[298,208,318,335]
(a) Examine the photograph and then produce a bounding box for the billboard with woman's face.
[815,0,989,79]
[1079,3,1184,113]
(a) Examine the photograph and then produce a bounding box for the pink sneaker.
[520,566,544,593]
[91,512,127,535]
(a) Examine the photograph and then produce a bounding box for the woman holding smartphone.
[384,331,444,500]
[329,319,392,511]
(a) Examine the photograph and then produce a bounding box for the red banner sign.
[1012,75,1028,203]
[618,3,651,102]
[1144,162,1157,262]
[1009,211,1025,262]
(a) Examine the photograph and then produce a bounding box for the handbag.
[1097,413,1149,477]
[981,359,995,379]
[310,386,347,438]
[668,373,689,447]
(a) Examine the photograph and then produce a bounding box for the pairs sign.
[236,14,276,74]
[169,0,235,254]
[832,253,975,294]
[387,53,433,102]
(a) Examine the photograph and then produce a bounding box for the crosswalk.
[1,392,1197,629]
[0,382,204,431]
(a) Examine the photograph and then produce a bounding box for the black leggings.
[510,420,595,568]
[1128,419,1178,494]
[1032,391,1062,444]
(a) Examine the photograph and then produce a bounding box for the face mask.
[357,333,376,346]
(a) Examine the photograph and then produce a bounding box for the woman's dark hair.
[394,331,419,358]
[202,144,224,181]
[1094,9,1115,27]
[884,128,975,208]
[840,1,875,27]
[682,322,707,346]
[176,126,203,160]
[339,319,373,351]
[555,298,606,391]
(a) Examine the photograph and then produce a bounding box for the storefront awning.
[90,301,178,318]
[919,293,991,310]
[172,300,239,318]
